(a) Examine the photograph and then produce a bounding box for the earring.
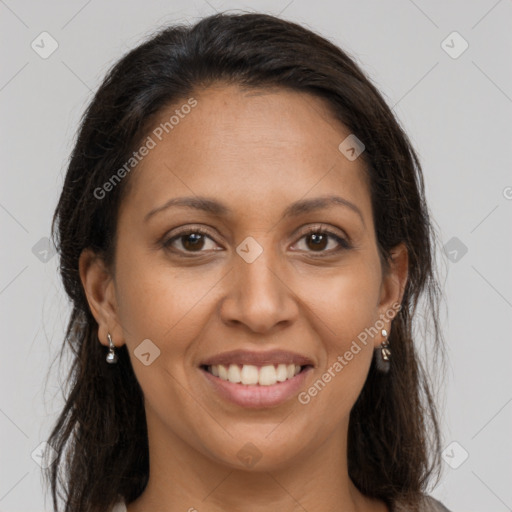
[375,328,391,373]
[106,332,118,364]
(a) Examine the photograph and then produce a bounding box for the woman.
[45,12,450,512]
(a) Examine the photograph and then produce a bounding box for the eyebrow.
[144,194,365,226]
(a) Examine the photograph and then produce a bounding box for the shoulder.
[393,495,452,512]
[111,502,127,512]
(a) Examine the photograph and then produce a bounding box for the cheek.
[113,248,222,353]
[300,256,382,342]
[295,259,381,406]
[112,252,221,410]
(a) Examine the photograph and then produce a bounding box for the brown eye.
[181,233,206,251]
[163,228,219,254]
[293,226,351,255]
[305,232,329,251]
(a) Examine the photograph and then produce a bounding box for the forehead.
[119,84,372,221]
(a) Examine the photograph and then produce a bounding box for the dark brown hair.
[45,12,445,512]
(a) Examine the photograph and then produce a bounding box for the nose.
[219,246,299,334]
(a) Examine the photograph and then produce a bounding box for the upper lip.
[200,349,315,368]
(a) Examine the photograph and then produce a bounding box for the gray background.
[1,1,511,511]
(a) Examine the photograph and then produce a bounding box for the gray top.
[113,495,451,511]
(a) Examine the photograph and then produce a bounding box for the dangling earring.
[375,329,391,373]
[106,332,118,364]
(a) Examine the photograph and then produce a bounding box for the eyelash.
[161,224,351,257]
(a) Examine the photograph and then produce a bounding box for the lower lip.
[200,366,313,408]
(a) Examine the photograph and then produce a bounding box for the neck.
[126,408,388,512]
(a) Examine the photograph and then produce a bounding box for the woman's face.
[82,83,407,472]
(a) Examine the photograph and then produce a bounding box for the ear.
[376,242,408,347]
[78,248,125,348]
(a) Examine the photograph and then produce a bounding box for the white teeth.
[276,364,288,382]
[240,364,259,385]
[207,363,304,385]
[218,364,228,381]
[258,365,277,386]
[227,364,241,383]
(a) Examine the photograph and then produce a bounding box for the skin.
[80,83,408,512]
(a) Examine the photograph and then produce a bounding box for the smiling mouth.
[201,363,312,386]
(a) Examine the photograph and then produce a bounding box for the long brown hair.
[45,12,445,511]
